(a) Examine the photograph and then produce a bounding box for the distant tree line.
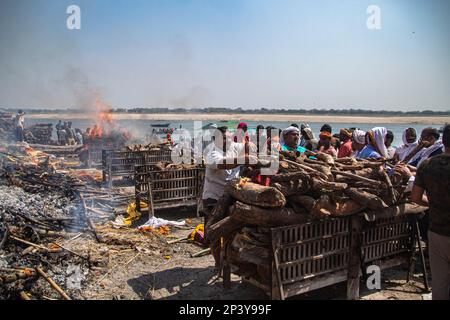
[2,107,450,116]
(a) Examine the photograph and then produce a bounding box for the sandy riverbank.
[27,113,450,125]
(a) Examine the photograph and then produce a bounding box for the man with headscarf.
[411,124,450,300]
[280,126,307,155]
[394,128,418,162]
[408,128,443,167]
[351,129,366,157]
[358,127,388,159]
[301,126,318,151]
[338,128,353,158]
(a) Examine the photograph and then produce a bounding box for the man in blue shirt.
[280,126,307,154]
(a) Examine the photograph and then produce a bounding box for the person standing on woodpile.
[202,126,256,266]
[408,127,443,167]
[358,127,388,159]
[351,129,366,157]
[202,126,255,225]
[394,127,418,162]
[411,124,450,300]
[385,130,396,159]
[338,128,353,158]
[13,110,25,142]
[74,128,83,145]
[65,121,76,145]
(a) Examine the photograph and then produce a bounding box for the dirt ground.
[60,206,431,301]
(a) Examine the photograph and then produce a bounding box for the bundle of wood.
[205,152,415,280]
[24,124,53,145]
[152,161,200,171]
[126,142,172,152]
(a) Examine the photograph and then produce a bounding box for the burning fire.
[87,97,131,142]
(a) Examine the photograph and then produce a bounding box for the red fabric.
[252,174,271,186]
[338,140,353,158]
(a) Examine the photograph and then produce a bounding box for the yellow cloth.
[124,201,146,225]
[189,224,204,241]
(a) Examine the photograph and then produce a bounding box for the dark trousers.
[15,127,24,142]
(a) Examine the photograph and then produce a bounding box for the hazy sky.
[0,0,449,111]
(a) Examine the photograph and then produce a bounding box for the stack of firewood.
[205,152,415,280]
[24,124,53,144]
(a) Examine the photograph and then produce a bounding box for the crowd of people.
[55,121,104,146]
[201,122,450,300]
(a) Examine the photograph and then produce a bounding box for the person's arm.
[411,185,429,207]
[411,162,429,206]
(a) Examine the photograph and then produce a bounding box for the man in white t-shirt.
[202,126,255,222]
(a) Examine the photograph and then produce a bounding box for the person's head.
[339,128,352,142]
[404,127,417,144]
[291,123,299,128]
[332,135,341,149]
[282,127,300,148]
[385,130,394,148]
[443,124,450,151]
[266,126,280,143]
[320,124,332,134]
[237,122,248,132]
[17,109,25,116]
[213,126,229,149]
[256,124,265,135]
[301,127,314,141]
[352,129,366,152]
[420,127,440,145]
[68,121,72,128]
[86,127,91,133]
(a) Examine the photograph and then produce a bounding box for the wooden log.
[191,248,211,258]
[314,152,335,166]
[301,161,333,178]
[377,169,397,205]
[271,179,310,197]
[335,157,358,165]
[332,170,384,188]
[269,171,311,183]
[20,291,31,300]
[282,160,329,180]
[0,269,37,286]
[312,178,347,191]
[207,216,246,243]
[230,202,310,227]
[363,203,427,221]
[345,188,388,210]
[288,195,316,212]
[35,267,71,300]
[225,180,286,207]
[334,163,365,171]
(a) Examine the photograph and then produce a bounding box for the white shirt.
[202,143,240,200]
